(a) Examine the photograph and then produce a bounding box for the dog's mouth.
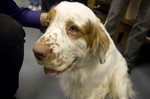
[43,58,77,77]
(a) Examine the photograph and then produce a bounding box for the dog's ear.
[90,20,110,64]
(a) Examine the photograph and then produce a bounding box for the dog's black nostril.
[34,52,45,60]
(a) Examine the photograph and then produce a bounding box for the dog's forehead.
[53,1,97,24]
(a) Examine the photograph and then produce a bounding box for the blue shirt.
[0,0,42,28]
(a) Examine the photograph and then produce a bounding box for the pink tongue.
[44,67,58,76]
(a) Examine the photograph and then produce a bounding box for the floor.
[15,1,150,99]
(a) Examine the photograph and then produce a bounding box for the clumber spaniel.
[33,1,134,99]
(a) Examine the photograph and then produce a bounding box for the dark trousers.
[0,14,25,99]
[124,0,150,62]
[105,0,150,62]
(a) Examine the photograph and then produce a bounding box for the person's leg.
[124,0,150,68]
[0,14,25,99]
[104,0,130,36]
[41,0,48,11]
[32,0,41,11]
[41,0,56,12]
[33,0,40,7]
[28,0,33,9]
[28,0,33,5]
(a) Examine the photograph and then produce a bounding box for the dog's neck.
[59,54,111,99]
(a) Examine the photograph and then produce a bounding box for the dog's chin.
[43,58,77,77]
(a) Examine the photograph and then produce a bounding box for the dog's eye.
[68,25,79,35]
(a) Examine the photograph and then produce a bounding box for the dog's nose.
[33,44,49,60]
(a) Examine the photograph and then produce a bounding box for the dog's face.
[33,1,110,76]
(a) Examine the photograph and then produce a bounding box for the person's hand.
[40,12,48,26]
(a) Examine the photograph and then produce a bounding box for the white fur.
[34,1,135,99]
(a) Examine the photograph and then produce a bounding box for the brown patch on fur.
[35,41,66,68]
[44,50,66,68]
[65,20,85,39]
[37,36,65,68]
[80,20,110,63]
[79,20,110,51]
[47,8,56,25]
[65,19,110,57]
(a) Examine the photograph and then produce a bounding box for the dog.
[33,1,135,99]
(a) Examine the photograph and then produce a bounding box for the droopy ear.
[90,21,110,64]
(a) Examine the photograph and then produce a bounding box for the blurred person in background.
[105,0,150,73]
[28,0,41,11]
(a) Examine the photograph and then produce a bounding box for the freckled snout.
[33,44,49,61]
